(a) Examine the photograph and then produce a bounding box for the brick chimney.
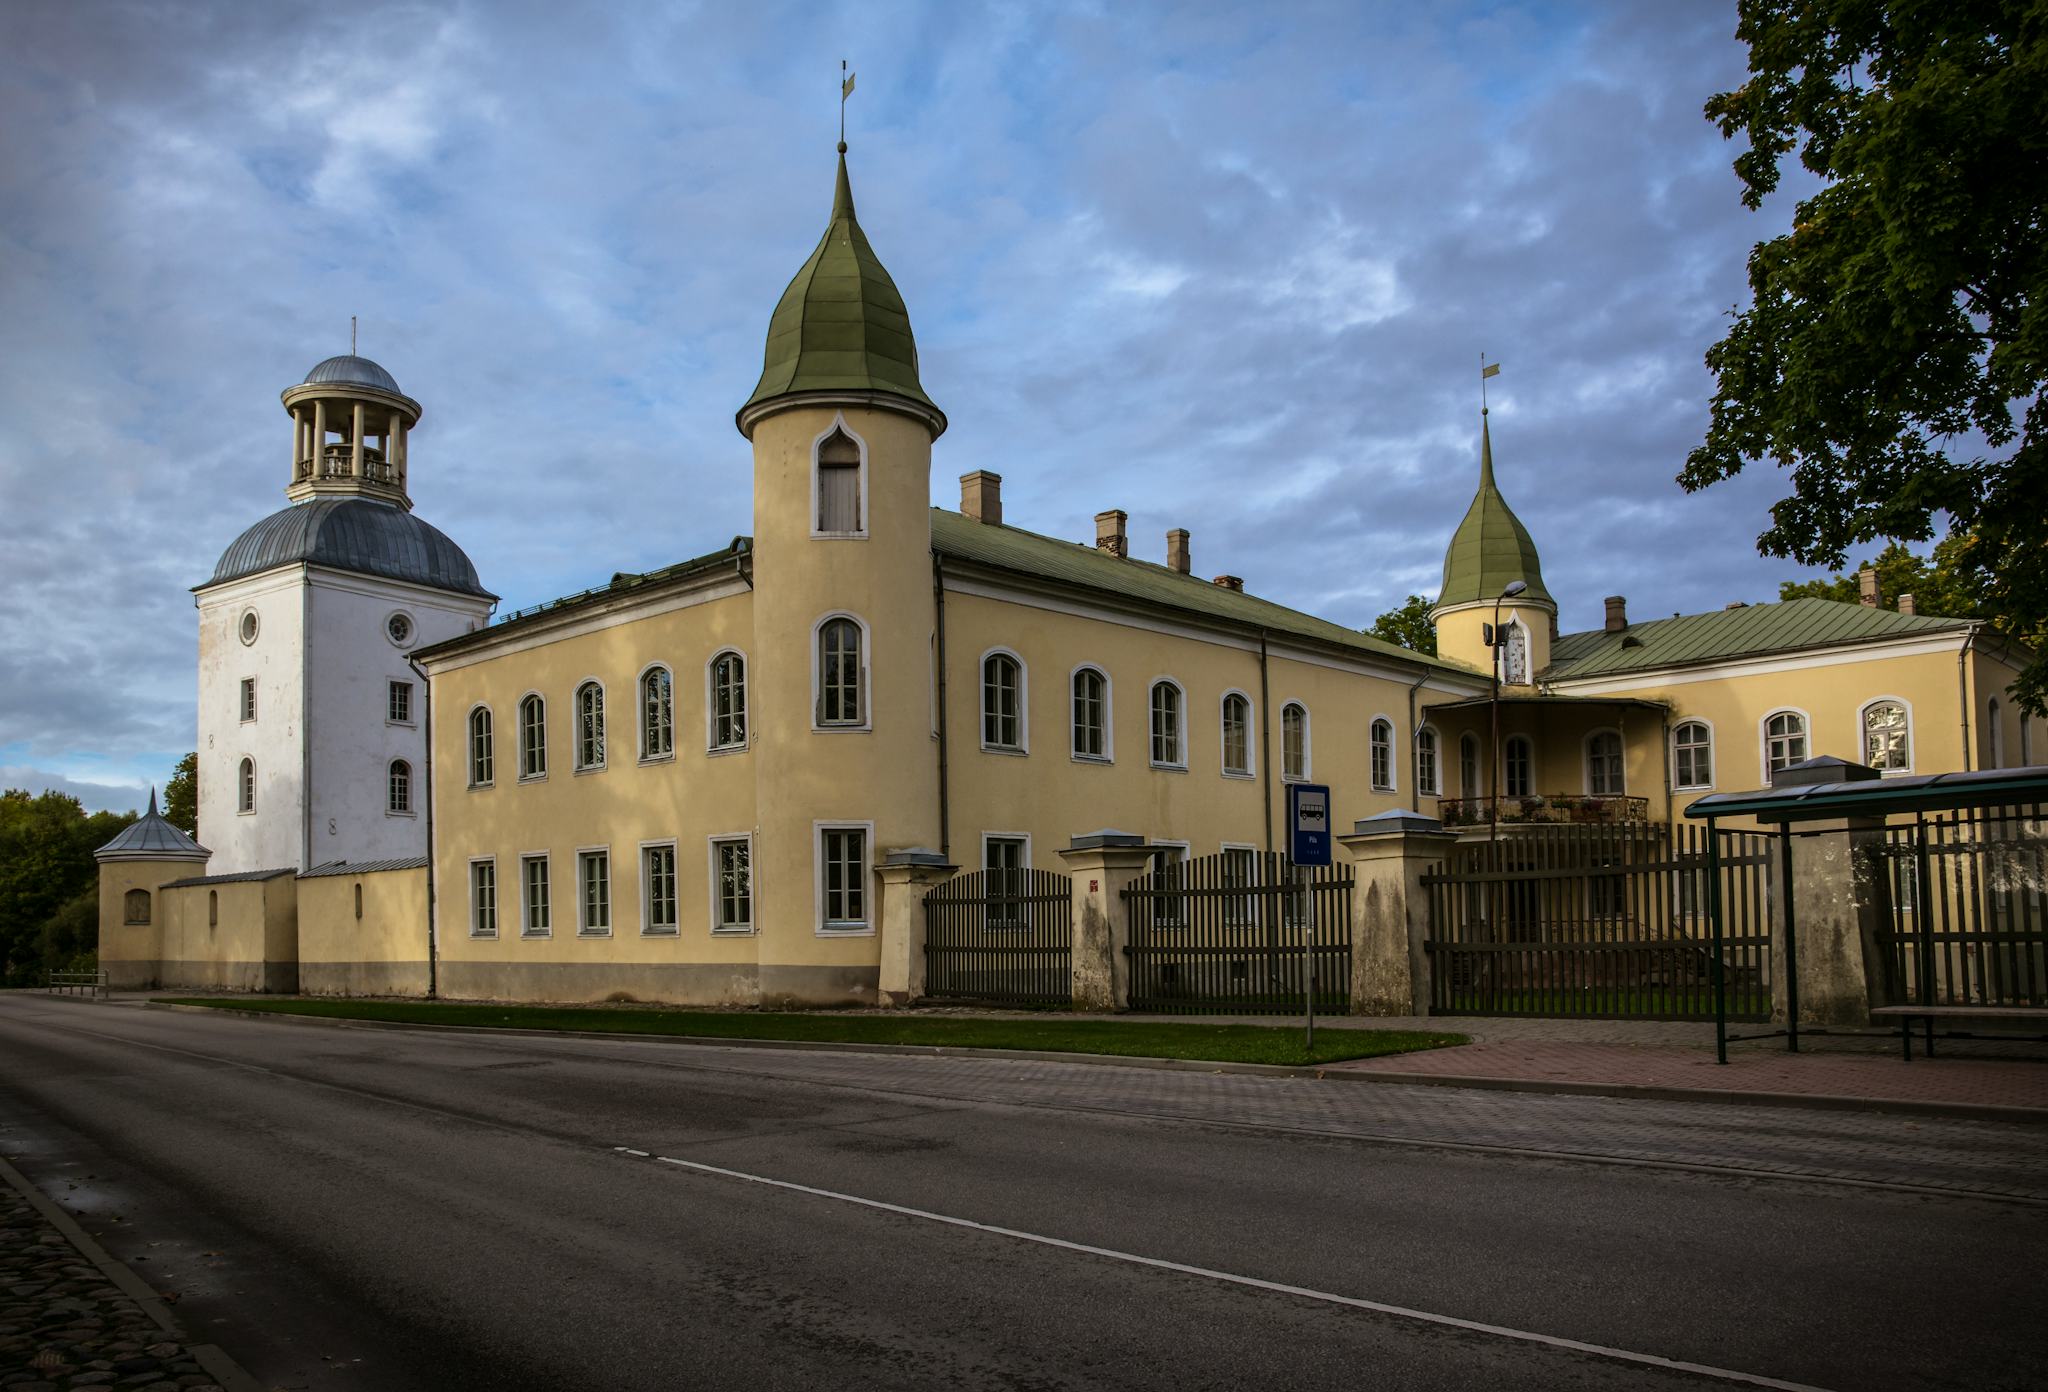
[1898,593,1916,616]
[959,470,1002,525]
[1604,595,1627,633]
[1095,509,1128,558]
[1858,566,1880,607]
[1213,574,1244,591]
[1166,529,1191,575]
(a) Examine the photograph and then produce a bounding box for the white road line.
[614,1145,1835,1392]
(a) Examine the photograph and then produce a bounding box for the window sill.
[713,925,756,936]
[521,930,552,940]
[470,931,498,940]
[638,752,676,767]
[236,809,255,817]
[1673,783,1713,794]
[810,530,870,541]
[518,773,548,785]
[813,723,872,734]
[640,927,680,937]
[468,780,494,791]
[577,929,613,939]
[1071,753,1113,766]
[385,809,417,819]
[707,742,749,758]
[980,744,1028,757]
[386,720,418,730]
[817,925,875,937]
[1221,769,1255,781]
[573,764,607,776]
[1149,762,1188,773]
[1370,785,1395,795]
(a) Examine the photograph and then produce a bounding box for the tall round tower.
[738,144,945,1001]
[1431,411,1556,685]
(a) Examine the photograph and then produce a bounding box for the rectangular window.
[578,850,611,936]
[470,859,497,938]
[389,680,413,724]
[713,837,753,933]
[1222,845,1257,924]
[1149,842,1189,926]
[984,836,1027,928]
[240,677,257,723]
[819,826,869,931]
[1221,696,1249,775]
[642,844,677,935]
[521,855,551,936]
[818,461,861,533]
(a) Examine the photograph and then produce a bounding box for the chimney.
[1212,574,1244,592]
[959,470,1002,525]
[1858,566,1880,607]
[1094,509,1128,558]
[1724,601,1749,610]
[1898,593,1916,616]
[1166,529,1191,575]
[1604,595,1627,633]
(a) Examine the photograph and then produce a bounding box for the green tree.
[165,752,198,834]
[1368,594,1438,656]
[0,789,133,986]
[1778,536,1986,618]
[1681,1,2047,711]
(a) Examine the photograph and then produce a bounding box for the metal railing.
[1437,793,1649,828]
[1877,803,2047,1009]
[45,970,109,999]
[924,868,1073,1006]
[1124,851,1352,1014]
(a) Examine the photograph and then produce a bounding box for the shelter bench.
[1869,1005,2048,1061]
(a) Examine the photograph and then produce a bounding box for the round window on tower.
[386,612,414,647]
[239,609,259,645]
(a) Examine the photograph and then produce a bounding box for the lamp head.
[1501,581,1528,598]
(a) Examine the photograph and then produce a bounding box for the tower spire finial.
[839,60,855,152]
[351,315,357,356]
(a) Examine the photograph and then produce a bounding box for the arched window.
[709,651,747,749]
[1986,697,2003,768]
[815,425,864,535]
[641,666,673,760]
[468,706,494,787]
[388,759,412,814]
[817,618,866,726]
[1460,733,1482,797]
[1281,703,1309,781]
[123,889,150,925]
[1504,735,1534,798]
[1072,667,1109,761]
[519,694,547,778]
[575,682,606,770]
[1416,727,1439,796]
[1220,692,1251,776]
[1586,730,1624,795]
[1673,721,1712,790]
[1861,700,1910,773]
[1370,717,1395,791]
[1504,623,1530,685]
[982,652,1024,751]
[237,757,255,813]
[1149,680,1184,767]
[2022,710,2035,765]
[208,890,218,927]
[1764,711,1807,782]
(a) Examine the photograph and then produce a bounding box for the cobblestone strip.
[0,1158,258,1392]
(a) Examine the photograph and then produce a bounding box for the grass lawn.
[151,997,1466,1067]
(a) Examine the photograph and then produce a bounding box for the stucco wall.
[155,875,298,992]
[298,865,431,996]
[195,569,307,874]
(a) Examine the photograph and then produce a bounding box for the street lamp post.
[1488,580,1528,842]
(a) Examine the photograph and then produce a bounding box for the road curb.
[0,1152,266,1392]
[141,1000,2048,1125]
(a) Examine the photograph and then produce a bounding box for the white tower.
[194,354,496,873]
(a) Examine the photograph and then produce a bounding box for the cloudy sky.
[1,0,1817,813]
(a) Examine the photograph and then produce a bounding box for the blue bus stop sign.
[1288,782,1333,866]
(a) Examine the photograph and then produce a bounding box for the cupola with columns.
[282,353,421,508]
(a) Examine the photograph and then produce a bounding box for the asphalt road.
[0,994,2041,1392]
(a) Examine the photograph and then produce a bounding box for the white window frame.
[519,852,551,938]
[1070,663,1113,764]
[1459,731,1485,798]
[1583,727,1625,797]
[638,663,675,764]
[1858,696,1914,776]
[387,679,415,727]
[518,691,548,781]
[1281,701,1312,783]
[468,704,494,788]
[706,648,749,753]
[576,845,612,937]
[813,820,876,935]
[809,412,870,540]
[1220,841,1259,925]
[1760,708,1811,785]
[708,833,755,935]
[1671,719,1714,792]
[1502,620,1531,685]
[811,612,872,732]
[1148,840,1191,926]
[239,677,257,724]
[1416,725,1440,796]
[1219,689,1255,779]
[1148,677,1187,770]
[981,832,1032,930]
[639,839,679,936]
[1369,714,1397,792]
[573,678,607,773]
[979,646,1029,754]
[387,759,415,816]
[237,757,255,815]
[468,856,498,939]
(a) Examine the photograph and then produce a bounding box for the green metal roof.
[931,510,1469,674]
[738,149,941,433]
[1436,413,1550,609]
[1544,597,1972,682]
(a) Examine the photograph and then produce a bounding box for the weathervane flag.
[1482,362,1500,379]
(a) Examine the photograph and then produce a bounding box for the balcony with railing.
[1438,793,1650,828]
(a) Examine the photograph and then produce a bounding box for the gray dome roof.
[304,354,402,395]
[209,498,493,597]
[96,790,208,862]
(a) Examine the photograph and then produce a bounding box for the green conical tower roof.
[737,147,944,437]
[1435,412,1551,609]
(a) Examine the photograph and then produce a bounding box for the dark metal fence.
[923,868,1072,1006]
[1124,851,1351,1014]
[1876,804,2048,1009]
[1421,822,1773,1020]
[45,969,108,999]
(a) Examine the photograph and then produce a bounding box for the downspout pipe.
[1405,668,1429,812]
[1957,625,1977,771]
[933,553,951,860]
[406,654,437,999]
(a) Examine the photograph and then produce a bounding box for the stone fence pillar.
[1782,817,1888,1027]
[875,849,955,1008]
[1057,831,1155,1011]
[1338,812,1459,1016]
